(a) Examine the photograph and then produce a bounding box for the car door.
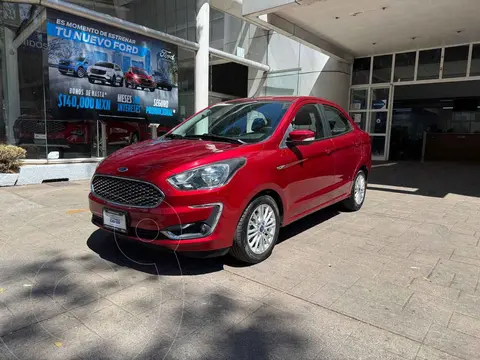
[277,102,336,222]
[320,104,362,198]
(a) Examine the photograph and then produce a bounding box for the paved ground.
[1,162,480,360]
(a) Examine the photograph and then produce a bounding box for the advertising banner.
[46,9,179,126]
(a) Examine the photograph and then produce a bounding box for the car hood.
[96,139,244,179]
[90,66,110,71]
[134,74,150,79]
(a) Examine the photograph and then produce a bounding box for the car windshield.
[72,57,85,61]
[96,62,114,68]
[133,68,148,76]
[168,100,292,144]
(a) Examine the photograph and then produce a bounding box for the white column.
[195,0,210,113]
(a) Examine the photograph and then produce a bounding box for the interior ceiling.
[275,0,480,57]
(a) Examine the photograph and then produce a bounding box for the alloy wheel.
[247,204,276,255]
[354,173,366,205]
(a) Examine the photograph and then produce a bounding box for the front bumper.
[58,65,76,73]
[89,74,111,82]
[89,192,235,252]
[132,78,155,89]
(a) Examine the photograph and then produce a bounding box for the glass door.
[350,85,393,160]
[349,87,368,131]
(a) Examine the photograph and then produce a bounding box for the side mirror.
[287,129,315,145]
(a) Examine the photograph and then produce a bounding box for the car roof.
[222,96,341,108]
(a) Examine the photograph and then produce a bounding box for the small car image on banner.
[46,9,179,125]
[87,61,124,87]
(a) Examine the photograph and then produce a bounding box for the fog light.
[160,203,222,240]
[161,222,209,240]
[200,223,211,235]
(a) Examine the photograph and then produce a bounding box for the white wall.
[247,31,351,109]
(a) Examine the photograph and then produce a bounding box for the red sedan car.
[89,96,371,263]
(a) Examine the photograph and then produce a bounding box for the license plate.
[103,209,127,233]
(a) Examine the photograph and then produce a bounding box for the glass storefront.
[352,43,480,86]
[391,81,480,161]
[350,42,480,161]
[349,85,391,160]
[1,2,195,160]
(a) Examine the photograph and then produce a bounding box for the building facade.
[1,0,479,184]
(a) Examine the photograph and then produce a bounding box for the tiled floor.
[1,162,480,359]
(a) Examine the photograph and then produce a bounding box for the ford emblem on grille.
[118,167,128,172]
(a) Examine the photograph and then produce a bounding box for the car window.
[323,105,352,136]
[171,101,292,144]
[290,104,325,139]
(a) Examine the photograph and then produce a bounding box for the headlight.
[167,158,246,190]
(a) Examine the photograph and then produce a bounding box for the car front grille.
[91,69,106,75]
[91,175,164,208]
[59,60,71,66]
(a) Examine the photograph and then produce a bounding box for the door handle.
[325,148,332,155]
[354,140,361,147]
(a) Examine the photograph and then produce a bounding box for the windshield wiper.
[184,134,245,144]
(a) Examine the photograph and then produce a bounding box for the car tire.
[230,195,280,264]
[167,86,172,91]
[342,170,367,212]
[111,75,116,86]
[119,78,124,87]
[149,87,155,92]
[77,67,85,78]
